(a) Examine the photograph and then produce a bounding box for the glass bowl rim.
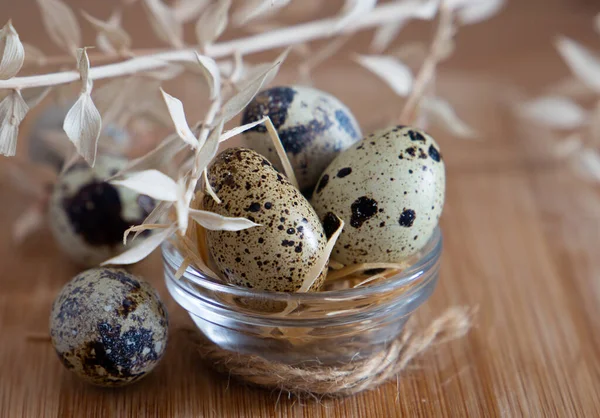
[162,227,442,303]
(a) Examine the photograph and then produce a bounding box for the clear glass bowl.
[163,228,442,366]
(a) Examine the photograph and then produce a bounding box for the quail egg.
[48,155,155,267]
[311,126,445,264]
[241,85,362,193]
[202,147,328,292]
[49,267,168,386]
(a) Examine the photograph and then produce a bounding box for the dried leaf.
[60,150,83,175]
[421,96,476,138]
[160,89,198,148]
[233,0,291,27]
[176,176,190,233]
[327,262,408,282]
[93,77,136,126]
[519,96,587,129]
[175,257,191,278]
[133,200,172,240]
[13,204,44,244]
[188,209,260,231]
[573,148,600,182]
[102,224,176,265]
[203,168,221,204]
[298,216,344,292]
[0,21,24,80]
[265,116,299,190]
[143,0,184,48]
[176,233,219,277]
[173,0,210,23]
[0,90,29,156]
[219,116,268,142]
[391,0,440,20]
[123,223,171,244]
[36,0,81,54]
[114,134,186,177]
[556,37,600,93]
[392,41,428,63]
[453,0,505,25]
[220,62,281,122]
[22,43,45,67]
[63,49,102,166]
[237,48,289,90]
[111,169,178,201]
[370,21,406,53]
[353,54,413,96]
[194,52,221,100]
[553,134,582,158]
[589,101,600,145]
[334,0,377,31]
[549,77,597,99]
[81,11,132,54]
[196,0,231,48]
[197,120,225,175]
[229,50,244,83]
[75,48,91,92]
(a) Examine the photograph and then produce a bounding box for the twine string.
[190,306,473,397]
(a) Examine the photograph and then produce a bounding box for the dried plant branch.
[400,1,454,124]
[0,1,440,91]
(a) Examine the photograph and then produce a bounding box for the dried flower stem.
[0,2,435,91]
[400,2,453,125]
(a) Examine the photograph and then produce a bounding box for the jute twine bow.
[190,306,473,397]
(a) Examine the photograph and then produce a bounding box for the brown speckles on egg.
[322,212,341,239]
[408,130,426,142]
[203,148,328,293]
[350,196,378,228]
[50,268,168,387]
[337,167,352,178]
[311,126,445,264]
[315,174,329,194]
[399,209,416,227]
[428,145,442,162]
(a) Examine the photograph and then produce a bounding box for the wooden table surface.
[2,0,600,417]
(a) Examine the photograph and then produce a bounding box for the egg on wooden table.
[201,147,328,292]
[48,155,155,267]
[241,85,362,194]
[50,268,168,387]
[311,126,445,265]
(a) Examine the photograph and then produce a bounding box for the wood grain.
[2,0,600,417]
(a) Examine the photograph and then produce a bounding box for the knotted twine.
[190,306,473,397]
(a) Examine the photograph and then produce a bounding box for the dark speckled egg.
[202,147,328,292]
[49,268,168,387]
[311,126,446,264]
[48,155,155,267]
[241,85,362,194]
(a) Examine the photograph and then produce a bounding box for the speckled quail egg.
[241,85,362,194]
[202,147,328,292]
[48,155,155,267]
[311,126,445,265]
[50,267,168,387]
